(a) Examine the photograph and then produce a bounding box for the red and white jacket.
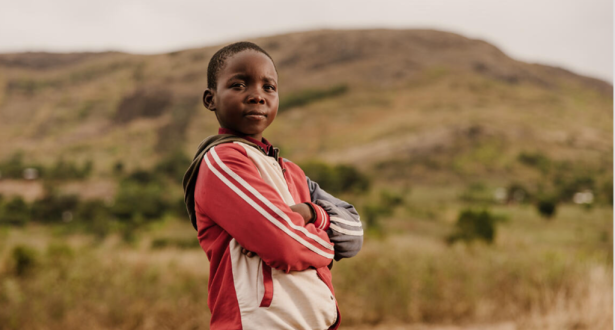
[194,137,363,330]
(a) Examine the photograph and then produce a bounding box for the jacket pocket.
[259,262,273,307]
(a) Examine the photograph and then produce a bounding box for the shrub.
[31,189,80,223]
[518,151,551,173]
[553,174,595,202]
[447,209,498,244]
[151,237,200,250]
[0,196,30,226]
[0,152,26,178]
[124,169,159,185]
[10,245,38,277]
[47,158,93,180]
[113,161,125,176]
[74,199,113,239]
[507,182,531,203]
[301,161,370,195]
[154,151,192,183]
[537,197,558,219]
[111,181,169,224]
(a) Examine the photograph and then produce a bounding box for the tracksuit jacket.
[183,129,363,330]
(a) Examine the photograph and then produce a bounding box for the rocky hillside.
[0,29,611,185]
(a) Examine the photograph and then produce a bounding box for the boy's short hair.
[207,41,276,90]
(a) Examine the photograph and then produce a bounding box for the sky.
[0,0,612,83]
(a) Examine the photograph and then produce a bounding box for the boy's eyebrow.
[228,73,277,84]
[262,76,277,84]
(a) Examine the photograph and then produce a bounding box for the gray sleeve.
[307,176,363,261]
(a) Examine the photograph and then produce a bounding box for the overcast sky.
[1,0,612,83]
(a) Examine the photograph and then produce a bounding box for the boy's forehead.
[220,51,277,80]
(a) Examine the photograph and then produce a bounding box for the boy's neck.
[218,127,272,154]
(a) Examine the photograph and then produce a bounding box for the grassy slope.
[0,29,611,188]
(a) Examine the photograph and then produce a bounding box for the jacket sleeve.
[307,177,364,261]
[195,144,334,272]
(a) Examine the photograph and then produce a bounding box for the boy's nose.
[247,93,265,104]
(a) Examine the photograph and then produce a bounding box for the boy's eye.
[264,85,276,91]
[231,82,245,88]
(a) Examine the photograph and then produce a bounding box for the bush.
[75,199,113,239]
[447,209,498,245]
[31,188,80,223]
[506,182,531,204]
[154,151,192,183]
[0,196,30,226]
[10,245,38,277]
[47,158,93,180]
[458,182,493,204]
[553,174,595,202]
[301,161,370,195]
[124,169,159,186]
[151,237,200,250]
[518,151,551,173]
[537,197,558,219]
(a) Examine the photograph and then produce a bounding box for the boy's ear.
[203,89,216,111]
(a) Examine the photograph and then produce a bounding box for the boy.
[183,42,363,330]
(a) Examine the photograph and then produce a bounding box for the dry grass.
[0,203,611,329]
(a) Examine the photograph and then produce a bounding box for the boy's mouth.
[244,111,267,120]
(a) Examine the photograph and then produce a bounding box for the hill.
[0,29,611,189]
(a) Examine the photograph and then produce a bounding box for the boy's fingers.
[241,247,256,257]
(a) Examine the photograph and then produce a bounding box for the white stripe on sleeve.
[330,216,363,227]
[205,153,334,259]
[210,148,334,251]
[329,223,364,236]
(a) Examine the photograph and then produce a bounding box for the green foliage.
[363,190,405,237]
[74,199,113,240]
[458,182,493,204]
[154,151,192,183]
[111,182,168,222]
[279,84,348,112]
[151,237,200,250]
[301,161,370,195]
[10,245,38,277]
[518,151,551,173]
[0,152,91,180]
[0,196,30,226]
[553,173,595,202]
[31,188,80,223]
[537,197,558,219]
[124,169,158,185]
[507,182,531,203]
[46,158,93,180]
[447,209,498,244]
[111,170,172,241]
[0,152,26,178]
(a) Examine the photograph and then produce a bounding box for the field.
[0,184,611,330]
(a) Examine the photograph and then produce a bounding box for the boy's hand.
[290,203,314,225]
[241,247,256,258]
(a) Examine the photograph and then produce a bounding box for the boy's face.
[204,50,278,141]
